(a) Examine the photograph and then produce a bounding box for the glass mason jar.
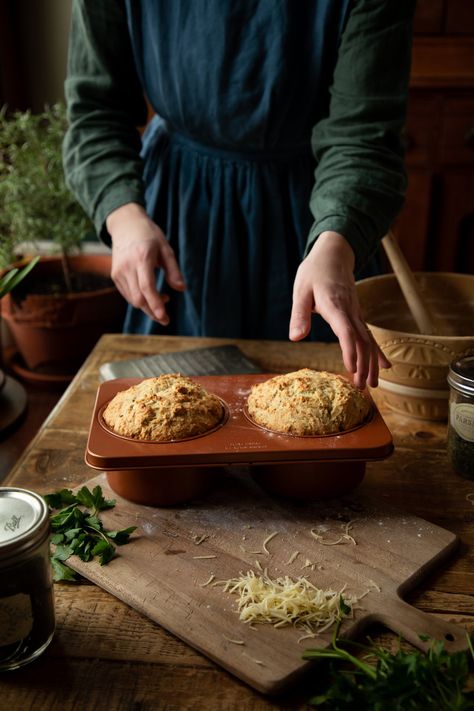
[0,487,55,671]
[447,355,474,481]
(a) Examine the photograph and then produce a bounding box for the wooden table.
[2,334,473,710]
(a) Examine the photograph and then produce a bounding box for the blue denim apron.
[122,0,374,341]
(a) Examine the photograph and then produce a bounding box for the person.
[63,0,416,389]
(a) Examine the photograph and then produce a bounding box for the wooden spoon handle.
[381,231,438,336]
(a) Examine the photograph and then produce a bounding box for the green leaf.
[91,485,116,511]
[51,543,74,561]
[98,545,116,566]
[64,527,83,541]
[51,557,77,582]
[75,486,96,509]
[339,595,352,617]
[46,484,135,582]
[91,539,111,556]
[305,633,474,710]
[44,488,77,509]
[85,514,103,532]
[49,504,79,530]
[0,256,40,298]
[107,526,137,545]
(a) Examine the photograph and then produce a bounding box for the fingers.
[325,311,358,375]
[290,256,390,389]
[115,269,171,324]
[351,319,373,389]
[159,241,186,292]
[109,212,185,325]
[289,288,313,341]
[137,265,171,325]
[350,320,391,389]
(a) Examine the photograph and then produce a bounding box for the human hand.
[289,231,391,389]
[107,203,185,325]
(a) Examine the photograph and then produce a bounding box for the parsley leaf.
[303,618,474,710]
[45,485,137,582]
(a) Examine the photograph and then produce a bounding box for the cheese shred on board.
[217,570,357,636]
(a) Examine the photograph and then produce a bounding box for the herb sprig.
[303,612,474,710]
[44,485,137,582]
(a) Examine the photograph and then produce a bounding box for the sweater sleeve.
[307,0,416,273]
[63,0,148,244]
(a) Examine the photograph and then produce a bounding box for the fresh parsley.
[44,485,137,582]
[303,612,474,710]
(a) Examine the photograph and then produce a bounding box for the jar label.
[0,593,33,645]
[451,403,474,443]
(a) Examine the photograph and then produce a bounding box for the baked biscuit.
[247,368,370,436]
[102,374,223,441]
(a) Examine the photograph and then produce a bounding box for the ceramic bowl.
[356,272,474,421]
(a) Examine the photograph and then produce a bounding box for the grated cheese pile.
[218,570,357,637]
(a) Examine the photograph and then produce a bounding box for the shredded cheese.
[223,635,245,645]
[242,651,264,665]
[262,531,278,555]
[193,555,217,559]
[217,570,357,636]
[199,573,215,588]
[285,551,299,565]
[367,578,381,593]
[310,520,357,546]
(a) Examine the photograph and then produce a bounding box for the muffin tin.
[85,374,394,505]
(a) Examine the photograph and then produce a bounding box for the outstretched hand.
[107,203,186,325]
[289,231,391,389]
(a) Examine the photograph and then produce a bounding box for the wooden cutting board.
[64,470,468,694]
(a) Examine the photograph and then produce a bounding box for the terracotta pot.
[2,254,126,374]
[356,272,474,421]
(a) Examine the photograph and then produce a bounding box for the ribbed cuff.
[305,216,378,274]
[93,181,146,247]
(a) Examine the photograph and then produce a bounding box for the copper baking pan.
[84,375,393,505]
[86,375,393,467]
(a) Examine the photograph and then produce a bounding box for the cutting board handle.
[373,596,471,654]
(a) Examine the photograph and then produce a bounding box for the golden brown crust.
[102,374,224,442]
[246,368,370,436]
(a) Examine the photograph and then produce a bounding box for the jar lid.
[448,355,474,397]
[0,487,49,560]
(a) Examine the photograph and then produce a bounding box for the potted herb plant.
[0,104,126,378]
[0,257,39,430]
